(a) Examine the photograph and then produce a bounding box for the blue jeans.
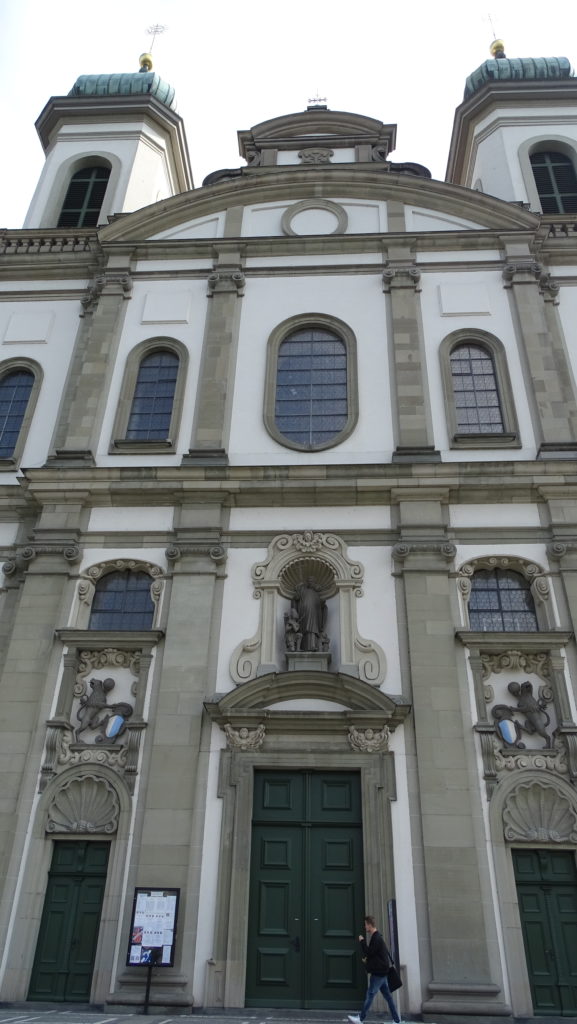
[360,972,400,1023]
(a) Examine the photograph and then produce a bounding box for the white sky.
[0,0,576,229]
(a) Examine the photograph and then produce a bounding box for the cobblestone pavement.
[0,1008,571,1024]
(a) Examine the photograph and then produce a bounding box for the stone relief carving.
[348,725,390,752]
[76,677,133,743]
[494,736,568,775]
[46,775,120,833]
[224,723,266,751]
[230,532,386,686]
[502,779,577,843]
[298,148,333,164]
[481,650,550,682]
[492,681,554,749]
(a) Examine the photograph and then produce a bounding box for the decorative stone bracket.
[502,260,559,302]
[80,271,133,316]
[207,268,245,297]
[382,264,422,292]
[2,542,81,577]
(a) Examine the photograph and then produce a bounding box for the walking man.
[348,915,403,1024]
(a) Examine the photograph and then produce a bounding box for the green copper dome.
[464,56,573,99]
[69,72,176,109]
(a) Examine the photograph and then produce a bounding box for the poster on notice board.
[126,888,180,967]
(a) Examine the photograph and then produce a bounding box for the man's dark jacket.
[359,930,391,975]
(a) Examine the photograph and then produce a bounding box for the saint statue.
[291,577,328,652]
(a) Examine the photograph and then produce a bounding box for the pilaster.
[383,235,438,462]
[48,257,133,465]
[184,245,245,466]
[502,247,577,455]
[392,493,509,1015]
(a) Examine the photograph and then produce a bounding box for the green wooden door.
[513,849,577,1016]
[246,771,366,1008]
[28,841,110,1002]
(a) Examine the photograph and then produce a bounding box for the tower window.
[57,166,111,227]
[530,151,577,214]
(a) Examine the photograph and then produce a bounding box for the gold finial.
[490,39,506,58]
[139,52,153,72]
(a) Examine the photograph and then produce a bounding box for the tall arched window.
[125,350,179,441]
[57,165,111,227]
[0,368,35,459]
[264,318,358,451]
[449,343,504,434]
[88,571,155,630]
[530,151,577,214]
[469,569,538,632]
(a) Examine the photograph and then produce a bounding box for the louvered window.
[57,166,111,227]
[530,151,577,214]
[88,571,155,630]
[450,343,504,434]
[0,369,34,458]
[126,350,179,441]
[275,327,348,448]
[469,569,538,632]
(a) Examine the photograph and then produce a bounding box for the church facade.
[0,46,577,1018]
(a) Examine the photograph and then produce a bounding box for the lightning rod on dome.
[486,13,506,58]
[147,24,167,49]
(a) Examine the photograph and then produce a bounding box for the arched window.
[0,368,35,459]
[126,350,179,441]
[110,340,187,454]
[530,151,577,214]
[469,569,538,632]
[57,165,111,227]
[264,318,358,451]
[440,331,519,449]
[449,343,504,434]
[88,571,155,630]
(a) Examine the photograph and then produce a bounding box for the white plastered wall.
[96,277,207,465]
[241,198,387,236]
[0,294,83,469]
[228,270,393,464]
[419,266,537,460]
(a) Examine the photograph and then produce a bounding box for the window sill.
[56,628,164,647]
[455,629,572,649]
[110,439,175,454]
[451,432,520,449]
[0,457,17,470]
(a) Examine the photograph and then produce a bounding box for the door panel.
[28,841,109,1002]
[246,771,365,1009]
[514,849,577,1016]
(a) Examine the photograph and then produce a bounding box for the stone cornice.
[456,630,573,651]
[9,460,577,512]
[99,166,540,242]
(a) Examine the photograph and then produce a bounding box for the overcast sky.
[1,0,576,230]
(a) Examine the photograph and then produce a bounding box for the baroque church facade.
[0,43,577,1018]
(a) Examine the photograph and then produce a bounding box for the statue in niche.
[492,680,552,749]
[76,677,133,743]
[291,577,328,652]
[284,607,302,651]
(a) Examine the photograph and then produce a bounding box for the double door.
[246,770,366,1008]
[514,849,577,1015]
[28,841,109,1002]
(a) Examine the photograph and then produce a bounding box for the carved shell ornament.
[47,775,120,834]
[503,780,577,843]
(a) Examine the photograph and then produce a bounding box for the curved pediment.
[206,670,410,718]
[99,169,540,244]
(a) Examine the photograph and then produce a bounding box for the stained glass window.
[469,569,538,631]
[0,369,34,458]
[126,350,179,441]
[275,327,347,448]
[450,344,504,434]
[88,571,155,631]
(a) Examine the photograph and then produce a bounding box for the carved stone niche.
[230,531,386,686]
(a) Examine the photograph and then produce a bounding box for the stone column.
[48,257,133,465]
[502,246,577,455]
[392,493,508,1014]
[383,233,438,462]
[184,245,245,466]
